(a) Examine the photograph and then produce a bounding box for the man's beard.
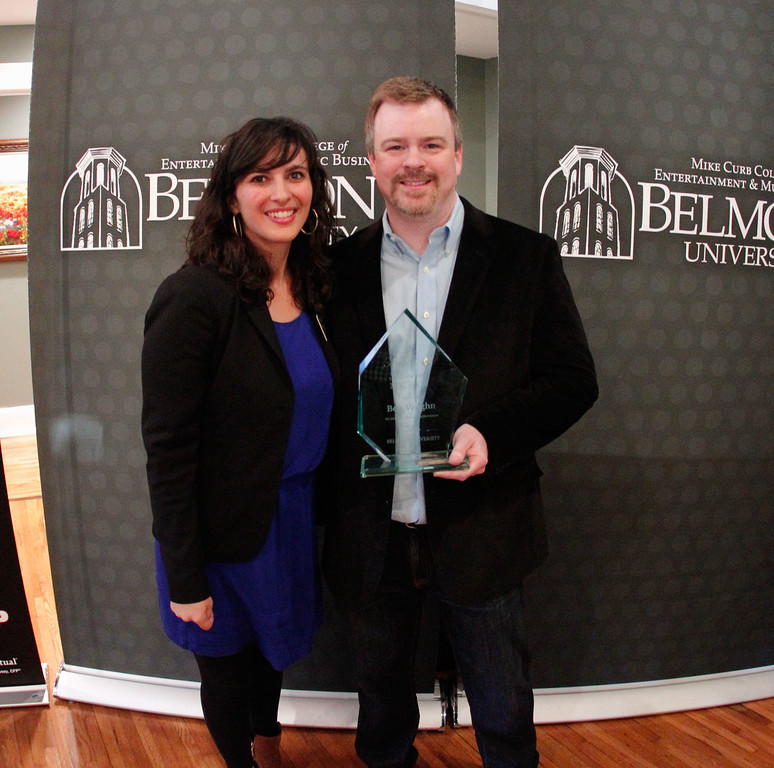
[386,172,439,218]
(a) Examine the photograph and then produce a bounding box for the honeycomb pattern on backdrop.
[498,0,773,686]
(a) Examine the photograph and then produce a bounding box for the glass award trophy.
[358,309,468,477]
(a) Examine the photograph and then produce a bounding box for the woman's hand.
[170,597,214,630]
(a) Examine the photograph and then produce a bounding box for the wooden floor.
[1,433,773,767]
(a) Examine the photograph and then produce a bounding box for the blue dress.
[155,311,334,671]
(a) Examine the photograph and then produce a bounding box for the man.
[322,76,598,768]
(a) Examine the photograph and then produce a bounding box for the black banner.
[0,446,46,706]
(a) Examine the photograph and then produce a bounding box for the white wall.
[0,25,34,413]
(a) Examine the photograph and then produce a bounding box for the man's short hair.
[365,76,462,154]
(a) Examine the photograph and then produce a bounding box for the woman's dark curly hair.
[186,117,336,313]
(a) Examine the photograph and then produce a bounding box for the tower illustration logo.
[540,146,635,260]
[60,148,143,251]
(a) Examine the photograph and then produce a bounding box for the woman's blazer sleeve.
[141,267,230,604]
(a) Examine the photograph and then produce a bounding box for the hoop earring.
[232,213,244,238]
[301,209,319,235]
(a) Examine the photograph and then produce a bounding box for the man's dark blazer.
[142,263,337,605]
[321,198,598,609]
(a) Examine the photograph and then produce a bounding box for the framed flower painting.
[0,139,28,261]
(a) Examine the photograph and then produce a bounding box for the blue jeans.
[341,522,539,768]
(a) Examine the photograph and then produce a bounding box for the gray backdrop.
[27,0,773,697]
[499,0,773,686]
[28,0,455,689]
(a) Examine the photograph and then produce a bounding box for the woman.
[141,117,337,768]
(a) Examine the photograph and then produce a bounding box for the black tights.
[194,644,283,768]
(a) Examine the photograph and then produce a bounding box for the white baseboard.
[54,662,774,727]
[54,663,443,728]
[0,405,36,438]
[469,664,774,724]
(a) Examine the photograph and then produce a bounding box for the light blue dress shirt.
[380,195,464,524]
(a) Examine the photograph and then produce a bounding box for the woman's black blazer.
[142,264,337,604]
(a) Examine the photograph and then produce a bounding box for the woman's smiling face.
[231,148,313,257]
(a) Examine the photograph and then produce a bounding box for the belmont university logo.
[60,147,143,251]
[540,145,635,260]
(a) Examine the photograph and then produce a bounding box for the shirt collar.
[382,194,464,261]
